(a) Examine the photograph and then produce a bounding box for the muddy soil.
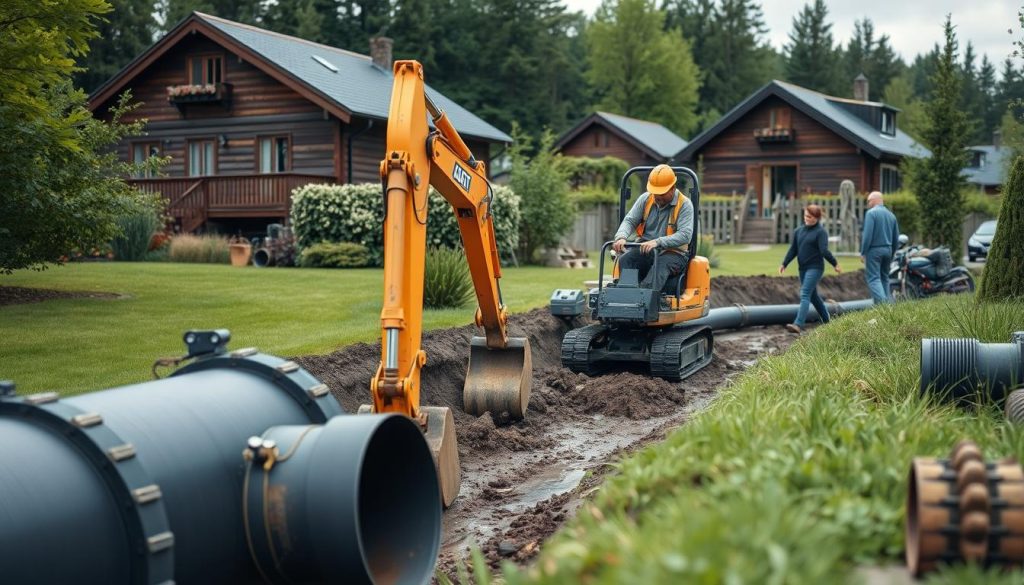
[295,272,870,578]
[711,270,869,307]
[0,285,123,306]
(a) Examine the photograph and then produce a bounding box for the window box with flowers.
[166,82,232,112]
[753,126,794,143]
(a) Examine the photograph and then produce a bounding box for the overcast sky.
[562,0,1020,71]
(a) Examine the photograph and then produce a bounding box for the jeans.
[864,247,893,304]
[618,250,687,292]
[794,268,829,327]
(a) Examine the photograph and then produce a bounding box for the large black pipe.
[0,330,441,585]
[687,299,875,330]
[920,332,1024,403]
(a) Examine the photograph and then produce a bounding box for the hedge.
[290,183,520,266]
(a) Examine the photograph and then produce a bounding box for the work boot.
[785,323,802,334]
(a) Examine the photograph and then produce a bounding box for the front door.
[758,165,797,217]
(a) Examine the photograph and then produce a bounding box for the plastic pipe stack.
[0,330,441,585]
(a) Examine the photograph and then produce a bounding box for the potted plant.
[229,236,252,267]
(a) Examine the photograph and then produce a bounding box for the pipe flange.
[733,303,749,328]
[173,351,343,422]
[0,395,175,585]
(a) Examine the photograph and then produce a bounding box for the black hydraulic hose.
[686,299,875,330]
[920,332,1024,403]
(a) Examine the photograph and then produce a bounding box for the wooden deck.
[130,173,335,232]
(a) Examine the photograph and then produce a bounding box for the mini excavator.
[555,166,713,381]
[363,60,531,507]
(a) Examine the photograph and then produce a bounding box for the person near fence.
[860,191,900,304]
[612,164,694,294]
[778,204,842,334]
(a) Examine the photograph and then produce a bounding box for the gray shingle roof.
[962,145,1010,186]
[679,80,929,160]
[198,13,510,143]
[594,112,689,159]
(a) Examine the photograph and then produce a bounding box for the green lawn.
[0,245,787,395]
[502,294,1024,584]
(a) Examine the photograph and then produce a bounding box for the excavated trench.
[295,271,870,578]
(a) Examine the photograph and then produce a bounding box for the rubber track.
[650,327,712,382]
[561,324,607,376]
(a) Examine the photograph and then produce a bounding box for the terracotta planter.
[229,243,252,267]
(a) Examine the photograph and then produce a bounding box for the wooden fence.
[564,198,742,252]
[772,196,869,253]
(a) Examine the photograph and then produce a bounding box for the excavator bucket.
[463,336,532,419]
[359,403,461,507]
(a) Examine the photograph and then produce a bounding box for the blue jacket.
[860,204,900,256]
[782,223,837,271]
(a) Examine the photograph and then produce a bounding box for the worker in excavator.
[612,163,695,294]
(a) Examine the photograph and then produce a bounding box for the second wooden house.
[88,12,511,234]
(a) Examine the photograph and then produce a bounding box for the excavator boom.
[368,60,532,506]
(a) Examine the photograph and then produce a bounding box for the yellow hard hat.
[647,164,677,195]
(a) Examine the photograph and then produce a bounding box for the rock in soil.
[294,272,869,580]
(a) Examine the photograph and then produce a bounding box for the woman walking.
[778,204,841,334]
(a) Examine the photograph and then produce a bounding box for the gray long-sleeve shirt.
[860,204,900,256]
[614,190,694,252]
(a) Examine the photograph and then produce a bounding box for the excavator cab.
[559,166,714,381]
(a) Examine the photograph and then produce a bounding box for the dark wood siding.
[558,124,659,167]
[692,96,870,195]
[347,123,495,184]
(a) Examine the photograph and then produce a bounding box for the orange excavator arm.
[368,60,531,506]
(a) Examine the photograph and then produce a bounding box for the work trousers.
[618,249,687,293]
[794,268,830,327]
[864,247,894,304]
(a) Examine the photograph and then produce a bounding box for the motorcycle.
[889,234,975,299]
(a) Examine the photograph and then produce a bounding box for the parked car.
[968,220,997,262]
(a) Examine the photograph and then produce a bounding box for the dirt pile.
[711,270,870,307]
[0,286,123,306]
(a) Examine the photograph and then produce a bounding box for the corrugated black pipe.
[0,330,440,585]
[687,299,875,331]
[920,332,1024,403]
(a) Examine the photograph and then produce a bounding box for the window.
[132,142,161,178]
[189,54,223,85]
[881,110,895,135]
[258,136,290,173]
[188,139,216,176]
[769,107,791,129]
[881,164,901,193]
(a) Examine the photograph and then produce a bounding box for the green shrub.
[298,242,371,268]
[423,247,475,309]
[963,190,1002,217]
[510,126,574,263]
[167,234,230,264]
[290,183,520,266]
[979,156,1024,301]
[696,234,720,268]
[144,247,169,262]
[110,210,161,261]
[884,191,922,238]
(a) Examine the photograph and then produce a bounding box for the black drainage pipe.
[687,299,875,331]
[920,331,1024,404]
[0,330,440,585]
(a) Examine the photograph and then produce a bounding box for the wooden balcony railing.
[129,173,336,232]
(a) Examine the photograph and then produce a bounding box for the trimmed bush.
[167,234,230,264]
[111,210,161,261]
[298,242,371,268]
[290,183,520,266]
[883,191,922,238]
[979,156,1024,301]
[423,247,475,309]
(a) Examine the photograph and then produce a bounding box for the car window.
[976,221,996,236]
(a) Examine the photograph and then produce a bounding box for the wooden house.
[88,12,510,234]
[553,111,689,167]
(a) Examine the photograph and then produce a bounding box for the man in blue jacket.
[860,191,900,304]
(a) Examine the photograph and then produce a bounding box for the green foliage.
[509,127,574,263]
[843,18,900,101]
[783,0,842,95]
[586,0,701,136]
[907,17,970,255]
[963,191,1002,217]
[557,156,629,209]
[423,247,476,309]
[298,242,371,268]
[696,234,720,268]
[507,295,1024,584]
[74,0,158,93]
[167,234,230,264]
[884,191,922,238]
[111,210,161,261]
[290,183,521,266]
[979,156,1024,301]
[882,73,927,141]
[0,0,164,274]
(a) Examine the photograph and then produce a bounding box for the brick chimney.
[853,73,869,101]
[370,36,393,71]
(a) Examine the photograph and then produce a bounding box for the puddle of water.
[501,463,587,512]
